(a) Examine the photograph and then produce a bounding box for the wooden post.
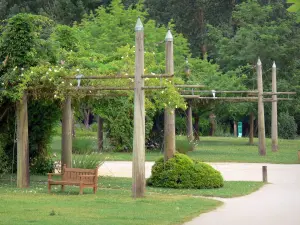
[132,18,145,198]
[257,58,266,156]
[97,116,104,152]
[164,29,175,161]
[262,166,268,182]
[62,96,72,168]
[186,102,194,142]
[16,92,29,188]
[249,112,254,145]
[271,62,278,152]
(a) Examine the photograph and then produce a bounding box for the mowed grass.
[51,135,300,164]
[188,136,300,164]
[100,177,265,198]
[0,175,265,225]
[0,176,223,225]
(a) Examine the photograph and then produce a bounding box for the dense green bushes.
[72,137,97,154]
[175,138,194,154]
[147,153,224,189]
[278,112,298,139]
[0,143,9,176]
[72,154,104,169]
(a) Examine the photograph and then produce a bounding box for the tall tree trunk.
[209,113,216,136]
[97,116,104,152]
[249,112,254,145]
[186,104,194,142]
[233,121,237,137]
[83,108,90,129]
[198,7,207,58]
[72,112,76,138]
[193,114,200,141]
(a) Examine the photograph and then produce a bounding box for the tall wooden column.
[186,103,194,142]
[62,96,72,168]
[164,29,175,161]
[132,18,145,198]
[257,58,266,156]
[16,92,29,188]
[271,62,278,152]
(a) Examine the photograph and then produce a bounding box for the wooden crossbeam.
[175,85,205,88]
[64,75,135,79]
[181,90,258,94]
[181,95,293,102]
[263,92,296,95]
[63,74,173,80]
[142,86,166,90]
[67,87,134,91]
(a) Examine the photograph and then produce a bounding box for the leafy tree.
[207,0,300,135]
[287,0,300,21]
[0,0,104,24]
[0,14,60,173]
[145,0,237,57]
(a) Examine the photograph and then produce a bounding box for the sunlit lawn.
[51,135,300,164]
[0,177,218,225]
[0,175,265,225]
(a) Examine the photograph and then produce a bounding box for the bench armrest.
[48,173,62,180]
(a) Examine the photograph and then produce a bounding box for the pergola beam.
[181,90,258,94]
[175,85,205,88]
[63,74,173,80]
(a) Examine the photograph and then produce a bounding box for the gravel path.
[99,162,300,225]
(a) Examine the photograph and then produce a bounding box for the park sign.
[238,122,242,138]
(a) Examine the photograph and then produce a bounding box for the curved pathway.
[99,162,300,225]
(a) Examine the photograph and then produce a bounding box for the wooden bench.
[48,164,99,194]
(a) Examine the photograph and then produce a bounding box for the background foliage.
[1,0,300,176]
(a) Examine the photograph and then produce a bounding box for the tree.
[0,0,104,24]
[145,0,239,57]
[0,14,60,178]
[207,0,300,135]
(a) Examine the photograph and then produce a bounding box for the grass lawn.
[0,175,264,225]
[51,135,300,164]
[100,177,264,198]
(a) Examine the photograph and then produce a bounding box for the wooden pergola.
[2,18,296,199]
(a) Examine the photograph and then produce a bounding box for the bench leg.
[79,183,84,195]
[93,185,97,194]
[48,183,51,193]
[61,185,65,192]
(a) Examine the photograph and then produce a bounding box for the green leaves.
[287,0,300,12]
[287,0,300,22]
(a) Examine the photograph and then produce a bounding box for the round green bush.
[147,153,224,189]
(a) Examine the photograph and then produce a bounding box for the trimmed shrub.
[147,153,224,189]
[192,162,224,188]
